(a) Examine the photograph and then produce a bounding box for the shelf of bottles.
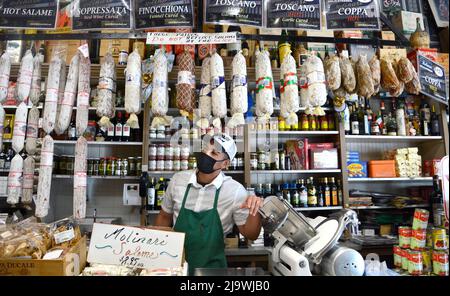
[348,177,433,182]
[349,204,430,210]
[252,169,341,174]
[52,140,144,146]
[53,175,139,180]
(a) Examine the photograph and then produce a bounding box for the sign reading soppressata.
[325,0,381,30]
[418,54,449,105]
[72,0,131,30]
[0,0,58,29]
[146,32,238,45]
[204,0,263,27]
[87,223,185,269]
[266,0,321,30]
[135,0,194,29]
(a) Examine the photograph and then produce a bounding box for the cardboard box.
[391,11,425,38]
[347,161,368,178]
[99,32,131,64]
[378,48,407,63]
[381,31,396,49]
[407,48,438,69]
[310,148,338,169]
[285,139,309,170]
[0,236,87,276]
[45,40,84,64]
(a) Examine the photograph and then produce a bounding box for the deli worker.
[155,134,263,275]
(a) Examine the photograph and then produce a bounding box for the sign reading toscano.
[87,223,185,269]
[135,0,194,29]
[205,0,263,27]
[325,0,380,30]
[0,0,58,29]
[266,0,321,30]
[72,0,131,30]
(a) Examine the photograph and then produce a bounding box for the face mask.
[196,152,227,174]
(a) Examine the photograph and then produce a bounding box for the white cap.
[213,134,237,161]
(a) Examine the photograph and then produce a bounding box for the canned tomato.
[393,246,403,268]
[411,229,427,250]
[432,228,448,251]
[408,250,423,276]
[412,209,429,230]
[432,250,449,276]
[401,249,409,270]
[422,248,432,274]
[399,226,412,249]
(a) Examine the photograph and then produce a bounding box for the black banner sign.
[418,54,448,105]
[72,0,131,30]
[325,0,380,30]
[0,0,58,29]
[204,0,263,27]
[266,0,321,30]
[135,0,193,29]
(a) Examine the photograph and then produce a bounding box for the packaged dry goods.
[125,48,142,128]
[50,217,81,249]
[82,264,138,276]
[228,51,248,128]
[97,52,116,129]
[56,53,80,135]
[324,55,341,91]
[77,55,91,137]
[339,53,356,94]
[151,48,170,128]
[176,49,195,117]
[54,61,67,135]
[380,59,402,96]
[29,54,42,105]
[356,55,375,98]
[16,50,34,103]
[0,52,11,103]
[279,51,299,125]
[369,55,381,94]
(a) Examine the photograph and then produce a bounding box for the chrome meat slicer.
[259,196,365,276]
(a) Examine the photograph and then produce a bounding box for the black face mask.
[196,152,227,174]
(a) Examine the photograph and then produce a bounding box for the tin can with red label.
[432,250,449,276]
[423,160,432,177]
[422,248,432,274]
[411,229,427,250]
[432,228,448,251]
[393,245,403,268]
[431,159,441,176]
[408,250,423,275]
[412,209,429,230]
[399,226,412,249]
[401,249,409,270]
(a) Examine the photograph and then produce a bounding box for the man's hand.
[240,195,264,216]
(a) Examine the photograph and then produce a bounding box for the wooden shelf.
[348,177,433,182]
[345,135,443,142]
[53,175,139,180]
[349,204,430,210]
[251,169,341,174]
[294,206,343,211]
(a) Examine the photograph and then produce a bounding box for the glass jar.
[106,158,114,176]
[85,121,97,142]
[188,156,197,170]
[93,159,100,176]
[165,126,172,138]
[157,144,165,159]
[99,158,106,176]
[149,144,157,158]
[173,145,181,160]
[87,159,94,176]
[157,159,165,171]
[157,125,165,139]
[66,156,74,174]
[59,155,67,175]
[122,158,129,176]
[165,159,173,171]
[149,158,157,171]
[128,157,136,175]
[165,144,173,160]
[181,144,190,160]
[173,159,180,171]
[115,158,122,176]
[257,150,266,170]
[181,159,189,170]
[250,153,258,170]
[136,157,142,175]
[237,154,244,170]
[149,128,157,139]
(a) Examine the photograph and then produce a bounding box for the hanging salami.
[124,48,141,129]
[280,51,299,125]
[36,135,54,218]
[56,53,79,135]
[12,102,28,153]
[0,52,11,103]
[26,106,40,155]
[53,61,67,135]
[16,50,34,103]
[77,56,91,137]
[176,49,195,117]
[42,54,63,134]
[255,48,274,120]
[0,105,4,149]
[22,155,35,204]
[324,55,341,91]
[73,136,87,219]
[29,54,42,106]
[96,53,116,129]
[197,56,212,129]
[151,48,169,128]
[7,154,23,205]
[210,51,227,128]
[228,51,248,128]
[304,55,327,116]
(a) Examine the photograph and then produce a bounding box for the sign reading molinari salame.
[72,0,131,30]
[325,0,380,30]
[135,0,194,29]
[418,54,448,105]
[266,0,321,30]
[205,0,263,27]
[0,0,58,29]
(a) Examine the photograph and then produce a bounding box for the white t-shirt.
[161,170,249,235]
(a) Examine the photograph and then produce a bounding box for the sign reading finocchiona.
[0,0,58,29]
[135,0,194,29]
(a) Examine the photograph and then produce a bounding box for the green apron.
[174,183,227,276]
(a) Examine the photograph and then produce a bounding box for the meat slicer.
[259,196,365,276]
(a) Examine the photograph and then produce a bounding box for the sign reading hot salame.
[0,0,58,29]
[72,0,131,30]
[266,0,321,30]
[325,0,381,30]
[135,0,194,29]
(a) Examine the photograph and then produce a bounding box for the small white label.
[54,228,75,244]
[177,71,192,85]
[78,44,90,58]
[43,249,64,260]
[77,92,90,107]
[0,230,13,239]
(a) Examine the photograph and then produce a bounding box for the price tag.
[78,44,90,58]
[54,228,75,244]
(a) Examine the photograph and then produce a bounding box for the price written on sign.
[146,32,238,45]
[87,223,185,269]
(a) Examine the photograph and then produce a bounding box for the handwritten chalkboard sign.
[417,54,448,105]
[87,223,185,269]
[72,0,131,30]
[204,0,263,27]
[0,0,58,29]
[135,0,194,29]
[266,0,321,30]
[325,0,381,30]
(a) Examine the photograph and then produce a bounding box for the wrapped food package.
[176,49,195,117]
[0,105,4,148]
[228,51,248,128]
[12,102,28,153]
[25,106,39,155]
[339,54,356,94]
[324,55,341,91]
[22,155,35,204]
[369,55,381,94]
[356,55,375,98]
[151,48,170,128]
[210,51,227,128]
[96,52,116,129]
[196,56,212,128]
[397,57,417,83]
[125,48,142,128]
[73,137,87,219]
[405,70,422,95]
[380,59,401,96]
[280,51,299,125]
